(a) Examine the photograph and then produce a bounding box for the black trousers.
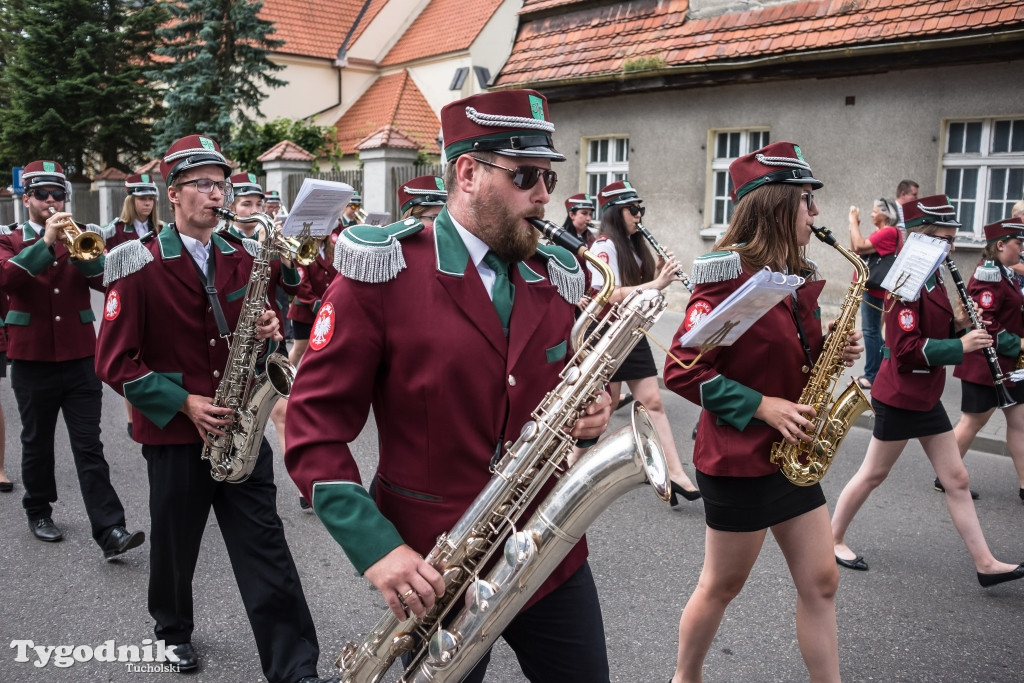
[12,357,126,543]
[142,438,320,683]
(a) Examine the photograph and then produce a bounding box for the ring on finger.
[401,588,416,600]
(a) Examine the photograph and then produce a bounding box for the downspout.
[309,0,375,118]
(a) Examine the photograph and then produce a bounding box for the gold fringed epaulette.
[534,244,585,305]
[974,259,1002,283]
[103,239,154,286]
[334,218,424,283]
[690,250,741,285]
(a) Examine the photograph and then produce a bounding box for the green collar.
[432,208,548,284]
[21,221,40,240]
[159,224,237,259]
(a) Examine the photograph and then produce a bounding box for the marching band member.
[0,293,11,493]
[665,142,861,683]
[104,172,162,250]
[0,160,144,558]
[831,195,1024,587]
[589,180,700,506]
[285,90,614,682]
[95,135,335,682]
[398,174,446,228]
[562,192,596,248]
[950,217,1024,503]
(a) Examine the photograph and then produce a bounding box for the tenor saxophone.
[201,208,296,483]
[769,225,872,486]
[334,218,671,682]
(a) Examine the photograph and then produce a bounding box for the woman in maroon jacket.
[950,216,1024,503]
[665,142,861,683]
[831,196,1024,588]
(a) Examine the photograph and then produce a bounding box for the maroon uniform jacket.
[102,218,158,250]
[0,222,106,362]
[872,273,964,411]
[952,261,1023,387]
[285,210,586,607]
[287,228,342,325]
[664,259,826,477]
[95,226,267,445]
[220,226,302,325]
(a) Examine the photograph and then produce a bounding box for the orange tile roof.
[355,125,421,150]
[348,0,389,46]
[496,0,1024,88]
[332,71,441,156]
[94,168,129,181]
[258,140,316,162]
[260,0,365,61]
[134,160,162,177]
[380,0,504,66]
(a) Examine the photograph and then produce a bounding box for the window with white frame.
[942,118,1024,239]
[585,136,629,210]
[708,129,770,232]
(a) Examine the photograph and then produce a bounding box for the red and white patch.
[684,301,713,331]
[897,308,916,332]
[297,266,306,281]
[598,252,610,263]
[309,302,336,350]
[978,290,994,309]
[104,289,121,321]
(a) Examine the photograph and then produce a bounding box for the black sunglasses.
[626,204,646,218]
[470,156,557,193]
[800,192,816,211]
[32,188,66,202]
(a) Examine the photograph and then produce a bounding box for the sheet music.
[282,179,354,237]
[364,211,390,227]
[679,267,805,348]
[880,232,951,301]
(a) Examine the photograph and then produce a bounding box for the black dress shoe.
[29,517,64,542]
[101,526,145,560]
[0,480,13,492]
[977,563,1024,588]
[165,642,198,672]
[933,477,979,500]
[835,554,869,571]
[668,481,701,508]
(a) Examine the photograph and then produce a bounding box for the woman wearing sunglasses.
[588,180,700,507]
[831,195,1024,588]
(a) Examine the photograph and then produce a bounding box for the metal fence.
[0,197,15,225]
[282,170,363,211]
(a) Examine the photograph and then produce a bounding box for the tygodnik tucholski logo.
[10,638,182,672]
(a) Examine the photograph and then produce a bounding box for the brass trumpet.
[275,234,321,266]
[47,207,105,260]
[353,207,367,223]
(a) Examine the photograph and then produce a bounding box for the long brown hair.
[599,205,654,286]
[714,183,810,276]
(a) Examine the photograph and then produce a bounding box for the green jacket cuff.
[10,238,54,276]
[281,263,300,287]
[72,252,105,278]
[123,372,190,428]
[699,375,763,431]
[312,481,404,574]
[922,338,964,367]
[996,330,1021,358]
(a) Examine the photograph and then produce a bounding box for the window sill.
[700,227,726,240]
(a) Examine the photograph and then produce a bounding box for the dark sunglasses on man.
[31,188,67,202]
[626,204,646,218]
[470,156,557,193]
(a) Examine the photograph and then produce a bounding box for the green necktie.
[483,251,514,334]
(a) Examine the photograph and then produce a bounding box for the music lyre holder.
[882,271,913,314]
[659,320,739,371]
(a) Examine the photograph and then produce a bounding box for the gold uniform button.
[508,375,516,386]
[213,370,220,378]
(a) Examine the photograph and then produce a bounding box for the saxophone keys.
[427,628,460,665]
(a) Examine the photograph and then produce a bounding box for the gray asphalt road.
[1,354,1022,682]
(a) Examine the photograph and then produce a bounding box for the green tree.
[151,0,285,156]
[0,0,168,183]
[230,117,340,175]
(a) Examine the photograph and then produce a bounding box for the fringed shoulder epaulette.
[0,223,12,236]
[690,250,742,285]
[98,220,119,241]
[534,244,585,305]
[239,236,261,258]
[802,257,820,280]
[973,259,1002,283]
[103,239,154,286]
[334,218,424,283]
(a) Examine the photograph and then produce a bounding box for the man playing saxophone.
[94,135,337,683]
[285,90,614,683]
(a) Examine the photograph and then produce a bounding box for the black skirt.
[695,470,826,532]
[610,336,657,382]
[960,378,1024,414]
[292,320,312,341]
[871,396,951,441]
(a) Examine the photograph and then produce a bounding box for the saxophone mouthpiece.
[810,225,837,246]
[527,217,586,256]
[214,207,235,220]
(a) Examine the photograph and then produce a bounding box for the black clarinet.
[945,256,1016,409]
[636,222,694,292]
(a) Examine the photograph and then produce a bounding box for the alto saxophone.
[769,225,872,486]
[201,208,296,483]
[335,218,671,682]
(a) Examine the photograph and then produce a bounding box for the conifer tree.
[151,0,285,156]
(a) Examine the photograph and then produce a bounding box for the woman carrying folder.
[664,142,861,683]
[831,196,1024,587]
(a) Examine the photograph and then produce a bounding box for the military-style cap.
[983,216,1024,242]
[728,141,823,202]
[565,193,595,213]
[229,172,264,199]
[348,192,362,206]
[597,181,642,210]
[264,190,282,205]
[160,134,232,186]
[23,160,68,190]
[441,89,564,162]
[903,194,961,230]
[125,173,159,196]
[398,175,446,215]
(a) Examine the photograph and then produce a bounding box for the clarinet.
[944,256,1016,409]
[636,221,694,292]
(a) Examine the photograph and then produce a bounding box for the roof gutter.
[335,0,375,67]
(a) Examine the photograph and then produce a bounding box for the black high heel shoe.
[669,481,701,507]
[977,563,1024,588]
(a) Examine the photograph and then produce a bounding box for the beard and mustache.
[467,186,542,263]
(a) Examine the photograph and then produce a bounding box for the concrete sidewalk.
[647,309,1009,456]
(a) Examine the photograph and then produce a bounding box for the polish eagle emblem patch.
[104,289,121,321]
[897,308,916,332]
[309,302,335,350]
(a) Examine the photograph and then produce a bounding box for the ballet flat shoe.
[977,564,1024,588]
[835,554,869,571]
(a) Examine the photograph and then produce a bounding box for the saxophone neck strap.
[790,291,814,371]
[183,236,231,338]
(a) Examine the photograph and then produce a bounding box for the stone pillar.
[93,177,122,225]
[358,146,419,218]
[263,158,313,198]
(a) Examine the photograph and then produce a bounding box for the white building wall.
[264,55,341,120]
